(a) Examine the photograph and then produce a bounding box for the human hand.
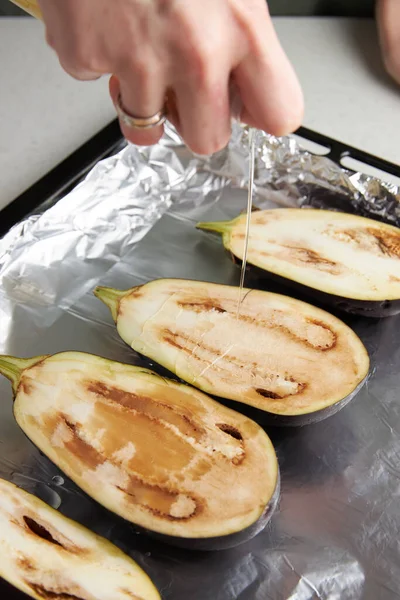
[377,0,400,85]
[37,0,303,155]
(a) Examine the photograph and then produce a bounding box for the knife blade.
[229,82,255,316]
[237,126,255,315]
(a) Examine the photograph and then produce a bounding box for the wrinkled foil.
[0,123,399,600]
[197,124,400,226]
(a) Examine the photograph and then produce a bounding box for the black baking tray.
[1,120,399,238]
[1,121,400,600]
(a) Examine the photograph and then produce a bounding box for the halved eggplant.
[94,279,370,425]
[196,208,400,317]
[0,477,160,600]
[0,352,279,550]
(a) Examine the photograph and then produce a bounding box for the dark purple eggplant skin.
[0,578,25,600]
[233,257,400,319]
[142,474,280,551]
[213,376,369,428]
[299,184,400,230]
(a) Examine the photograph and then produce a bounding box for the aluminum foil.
[0,123,400,600]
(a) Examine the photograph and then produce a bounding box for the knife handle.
[8,0,42,19]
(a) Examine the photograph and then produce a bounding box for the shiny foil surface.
[0,123,399,600]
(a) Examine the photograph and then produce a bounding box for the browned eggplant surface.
[0,477,161,600]
[0,353,279,550]
[95,279,370,423]
[197,208,400,316]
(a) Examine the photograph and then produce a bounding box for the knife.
[229,82,255,314]
[9,0,42,19]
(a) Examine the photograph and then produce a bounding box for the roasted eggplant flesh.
[0,478,160,600]
[0,352,278,549]
[196,209,400,310]
[95,279,370,419]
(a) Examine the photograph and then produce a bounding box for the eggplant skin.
[214,376,368,428]
[0,478,160,600]
[0,352,279,551]
[138,472,280,551]
[196,208,400,317]
[240,261,400,319]
[94,278,370,424]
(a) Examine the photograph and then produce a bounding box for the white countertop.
[0,16,399,212]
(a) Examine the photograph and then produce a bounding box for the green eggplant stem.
[0,355,48,395]
[94,286,130,322]
[196,220,233,234]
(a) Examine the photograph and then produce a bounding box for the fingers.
[165,89,181,131]
[233,4,304,136]
[39,0,105,80]
[173,76,232,155]
[168,1,240,155]
[39,0,304,153]
[57,63,102,81]
[109,70,166,146]
[376,0,400,85]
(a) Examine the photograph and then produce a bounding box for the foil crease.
[196,124,400,226]
[0,122,399,600]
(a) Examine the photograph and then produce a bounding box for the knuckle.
[187,38,223,88]
[59,42,106,78]
[73,50,102,74]
[172,13,218,87]
[189,48,213,87]
[43,24,107,78]
[130,56,151,80]
[117,52,160,82]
